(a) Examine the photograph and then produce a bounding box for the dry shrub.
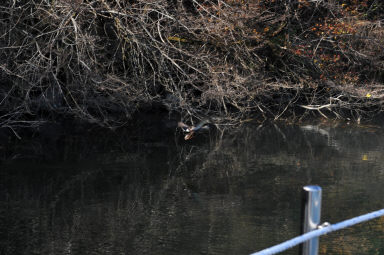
[1,0,384,131]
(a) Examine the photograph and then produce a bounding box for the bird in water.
[178,119,210,140]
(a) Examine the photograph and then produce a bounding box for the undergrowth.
[1,0,384,131]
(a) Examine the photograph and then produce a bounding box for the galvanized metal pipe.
[250,208,384,255]
[250,185,384,255]
[301,185,322,255]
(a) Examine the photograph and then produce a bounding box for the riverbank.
[1,1,383,131]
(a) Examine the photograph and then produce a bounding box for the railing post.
[300,185,322,255]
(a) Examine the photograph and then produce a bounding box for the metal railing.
[250,185,384,255]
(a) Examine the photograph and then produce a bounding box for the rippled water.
[1,121,384,254]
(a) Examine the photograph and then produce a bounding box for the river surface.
[1,120,384,255]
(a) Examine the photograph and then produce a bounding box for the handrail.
[250,205,384,255]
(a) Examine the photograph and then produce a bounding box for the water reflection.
[1,121,384,254]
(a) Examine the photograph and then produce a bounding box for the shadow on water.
[1,119,384,254]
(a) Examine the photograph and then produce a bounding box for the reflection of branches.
[49,169,100,212]
[300,124,343,151]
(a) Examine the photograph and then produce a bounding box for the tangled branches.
[1,0,384,131]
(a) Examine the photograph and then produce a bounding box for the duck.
[178,119,210,140]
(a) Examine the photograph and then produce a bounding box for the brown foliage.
[1,0,384,131]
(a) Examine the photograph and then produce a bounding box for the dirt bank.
[1,0,384,131]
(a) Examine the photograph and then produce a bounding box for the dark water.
[1,121,384,255]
